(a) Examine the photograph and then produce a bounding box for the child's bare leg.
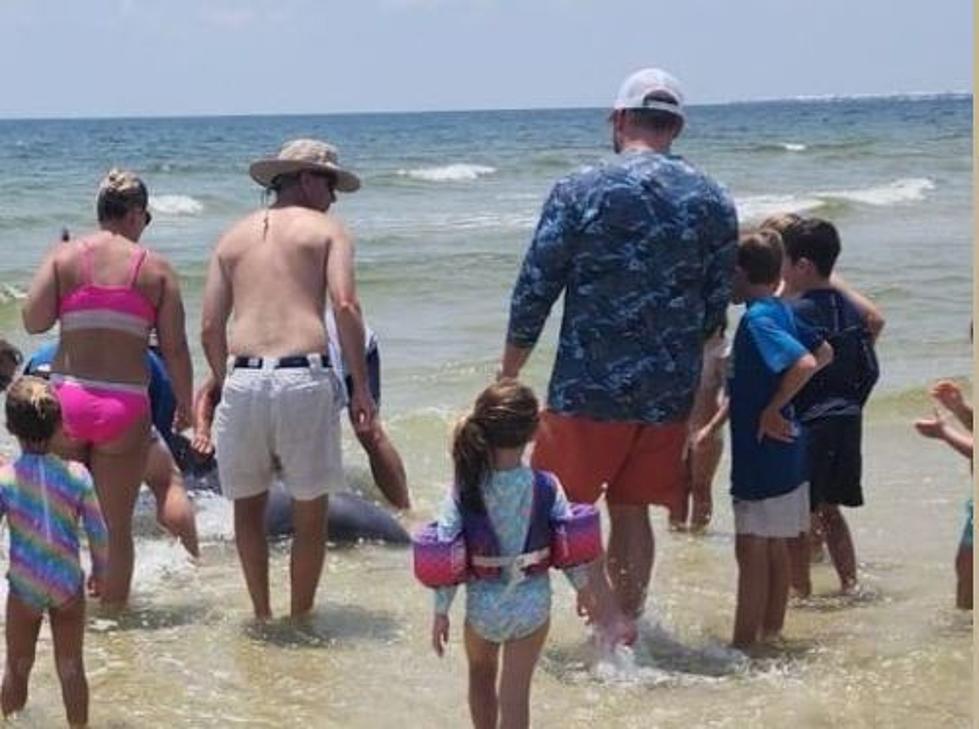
[763,538,790,639]
[2,595,42,718]
[144,439,200,558]
[787,533,812,598]
[498,621,549,729]
[819,504,857,592]
[733,534,769,650]
[670,461,692,529]
[955,546,973,610]
[464,622,501,729]
[690,434,723,531]
[50,593,87,727]
[809,512,827,563]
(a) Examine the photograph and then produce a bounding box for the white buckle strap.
[470,547,550,570]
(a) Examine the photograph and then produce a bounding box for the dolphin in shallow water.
[172,435,410,546]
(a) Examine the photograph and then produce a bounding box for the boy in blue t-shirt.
[780,218,881,596]
[728,230,833,650]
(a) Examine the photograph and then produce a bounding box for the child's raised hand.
[431,613,449,657]
[914,409,947,440]
[931,380,966,412]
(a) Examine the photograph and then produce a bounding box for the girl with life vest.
[419,380,603,729]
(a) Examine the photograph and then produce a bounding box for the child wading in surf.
[0,377,108,728]
[727,230,832,650]
[915,369,974,610]
[419,380,605,729]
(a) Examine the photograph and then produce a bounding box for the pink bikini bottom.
[51,375,149,445]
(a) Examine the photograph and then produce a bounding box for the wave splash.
[397,164,497,183]
[149,194,204,215]
[737,177,934,222]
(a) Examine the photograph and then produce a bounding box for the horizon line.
[0,89,970,124]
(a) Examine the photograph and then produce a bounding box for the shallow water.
[0,422,970,728]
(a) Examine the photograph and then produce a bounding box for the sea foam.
[817,177,935,206]
[397,163,496,182]
[0,283,26,304]
[149,194,204,215]
[737,177,935,222]
[737,194,827,222]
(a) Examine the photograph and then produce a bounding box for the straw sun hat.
[249,138,361,193]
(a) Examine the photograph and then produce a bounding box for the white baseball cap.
[613,68,685,120]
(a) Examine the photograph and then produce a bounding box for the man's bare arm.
[325,220,374,433]
[200,246,233,385]
[156,258,194,427]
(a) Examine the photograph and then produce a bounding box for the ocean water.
[0,96,973,727]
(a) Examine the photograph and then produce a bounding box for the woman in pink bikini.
[22,169,193,608]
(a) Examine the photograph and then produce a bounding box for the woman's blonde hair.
[96,168,148,222]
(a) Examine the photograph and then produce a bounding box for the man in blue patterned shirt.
[500,68,738,633]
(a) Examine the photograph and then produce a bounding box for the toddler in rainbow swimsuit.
[0,376,107,728]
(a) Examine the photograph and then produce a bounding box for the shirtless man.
[201,139,375,620]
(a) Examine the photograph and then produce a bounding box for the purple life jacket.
[460,469,556,580]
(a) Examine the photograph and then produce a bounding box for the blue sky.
[0,0,970,118]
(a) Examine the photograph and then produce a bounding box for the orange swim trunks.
[531,410,688,508]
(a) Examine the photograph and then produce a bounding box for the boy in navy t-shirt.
[728,230,832,650]
[780,218,881,596]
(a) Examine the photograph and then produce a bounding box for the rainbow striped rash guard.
[0,453,107,611]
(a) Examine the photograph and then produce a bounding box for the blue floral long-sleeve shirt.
[507,150,738,424]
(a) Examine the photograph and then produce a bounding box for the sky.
[0,0,971,118]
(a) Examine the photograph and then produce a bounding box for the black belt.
[231,353,331,370]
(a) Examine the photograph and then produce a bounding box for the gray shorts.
[214,356,345,501]
[733,482,810,538]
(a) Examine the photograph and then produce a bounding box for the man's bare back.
[200,138,374,621]
[213,207,343,358]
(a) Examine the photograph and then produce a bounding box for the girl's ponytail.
[452,414,492,513]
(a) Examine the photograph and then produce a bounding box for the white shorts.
[214,356,345,502]
[733,482,810,538]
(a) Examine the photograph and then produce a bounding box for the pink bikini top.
[58,241,157,338]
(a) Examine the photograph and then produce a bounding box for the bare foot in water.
[690,495,712,533]
[596,613,638,649]
[839,578,860,596]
